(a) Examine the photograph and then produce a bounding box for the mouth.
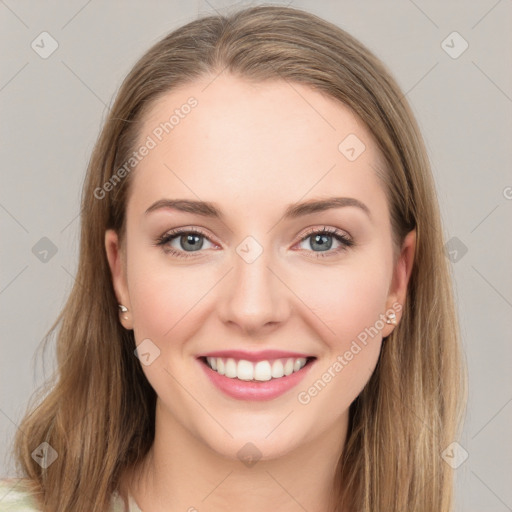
[198,355,317,381]
[196,354,317,401]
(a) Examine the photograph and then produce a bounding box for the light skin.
[105,73,416,512]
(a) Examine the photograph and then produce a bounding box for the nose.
[217,243,290,337]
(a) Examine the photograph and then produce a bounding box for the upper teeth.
[206,357,308,381]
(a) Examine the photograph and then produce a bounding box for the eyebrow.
[145,196,372,221]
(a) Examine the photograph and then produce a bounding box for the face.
[105,73,415,461]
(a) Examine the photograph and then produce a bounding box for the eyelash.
[154,226,355,260]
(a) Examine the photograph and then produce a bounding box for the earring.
[118,304,130,323]
[386,311,397,325]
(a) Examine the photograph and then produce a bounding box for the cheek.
[301,256,391,406]
[295,266,387,412]
[128,241,391,344]
[295,259,390,347]
[126,245,202,341]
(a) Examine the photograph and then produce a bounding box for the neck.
[121,400,350,512]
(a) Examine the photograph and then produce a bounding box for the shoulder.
[0,478,42,511]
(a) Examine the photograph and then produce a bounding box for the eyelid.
[293,226,355,257]
[157,225,352,243]
[155,224,354,258]
[157,226,219,244]
[154,226,220,252]
[297,225,352,241]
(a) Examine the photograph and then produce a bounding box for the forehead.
[126,73,387,220]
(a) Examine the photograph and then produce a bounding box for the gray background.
[1,1,511,510]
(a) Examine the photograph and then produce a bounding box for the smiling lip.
[196,352,316,401]
[196,349,314,362]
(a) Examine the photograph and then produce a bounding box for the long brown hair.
[11,5,467,511]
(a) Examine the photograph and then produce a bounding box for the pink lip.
[196,356,316,401]
[196,349,314,362]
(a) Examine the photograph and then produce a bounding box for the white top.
[0,478,143,511]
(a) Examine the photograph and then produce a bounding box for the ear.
[382,228,416,338]
[105,229,133,330]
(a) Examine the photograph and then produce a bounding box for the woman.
[2,5,467,511]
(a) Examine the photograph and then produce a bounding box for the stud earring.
[386,310,397,325]
[118,304,130,323]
